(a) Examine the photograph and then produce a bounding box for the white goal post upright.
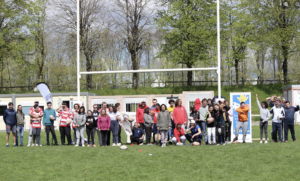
[76,0,222,101]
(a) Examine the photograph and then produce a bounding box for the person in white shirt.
[270,100,285,143]
[108,106,123,146]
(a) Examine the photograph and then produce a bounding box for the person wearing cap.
[232,102,250,143]
[27,101,43,147]
[157,104,171,147]
[3,102,17,147]
[43,102,59,146]
[199,99,208,144]
[152,103,161,145]
[185,119,202,145]
[136,100,149,132]
[172,124,186,145]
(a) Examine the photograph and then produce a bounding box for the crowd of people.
[2,94,299,147]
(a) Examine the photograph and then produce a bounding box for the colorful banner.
[230,92,252,143]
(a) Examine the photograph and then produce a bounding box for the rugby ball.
[192,142,200,146]
[120,145,128,150]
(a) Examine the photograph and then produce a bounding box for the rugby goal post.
[76,0,222,101]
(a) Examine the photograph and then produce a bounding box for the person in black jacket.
[220,102,231,143]
[86,110,97,147]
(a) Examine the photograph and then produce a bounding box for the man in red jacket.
[136,101,149,131]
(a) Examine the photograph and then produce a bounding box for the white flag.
[36,82,52,103]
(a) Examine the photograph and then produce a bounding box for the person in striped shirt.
[31,105,42,147]
[56,102,72,145]
[27,101,43,147]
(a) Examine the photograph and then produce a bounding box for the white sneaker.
[27,144,31,147]
[82,145,85,147]
[31,143,35,147]
[75,145,79,147]
[139,143,143,146]
[260,140,263,144]
[112,143,116,146]
[117,143,121,146]
[39,145,42,147]
[35,144,38,147]
[265,140,268,144]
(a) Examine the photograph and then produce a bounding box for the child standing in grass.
[86,110,97,147]
[157,104,171,147]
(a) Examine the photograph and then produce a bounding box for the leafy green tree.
[156,0,217,86]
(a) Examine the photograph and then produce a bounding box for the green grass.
[1,125,299,181]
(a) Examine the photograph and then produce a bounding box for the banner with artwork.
[230,92,252,143]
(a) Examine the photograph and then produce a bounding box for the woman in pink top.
[173,99,188,130]
[97,109,111,146]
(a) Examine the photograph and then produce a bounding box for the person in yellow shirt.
[232,102,250,143]
[168,100,175,143]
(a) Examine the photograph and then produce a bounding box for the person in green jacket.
[157,104,171,147]
[43,102,59,146]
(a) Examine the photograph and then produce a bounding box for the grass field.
[1,125,299,181]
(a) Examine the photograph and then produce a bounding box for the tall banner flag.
[36,82,52,103]
[230,92,252,143]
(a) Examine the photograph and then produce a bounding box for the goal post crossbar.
[79,67,218,75]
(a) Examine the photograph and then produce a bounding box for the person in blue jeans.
[270,100,285,142]
[283,101,299,142]
[185,120,202,145]
[199,99,208,144]
[16,105,25,146]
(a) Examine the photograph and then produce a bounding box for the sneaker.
[216,144,220,146]
[75,145,79,147]
[278,141,282,143]
[243,141,246,143]
[284,140,288,143]
[147,143,153,146]
[260,140,263,144]
[222,143,226,146]
[54,144,59,146]
[264,140,268,144]
[6,145,9,147]
[112,143,116,146]
[131,143,134,146]
[14,145,18,147]
[117,143,121,146]
[139,143,143,146]
[87,144,90,147]
[20,144,23,147]
[293,140,297,142]
[189,143,193,146]
[82,145,85,147]
[93,145,96,147]
[35,144,39,147]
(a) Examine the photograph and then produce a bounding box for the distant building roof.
[0,92,98,98]
[282,85,300,91]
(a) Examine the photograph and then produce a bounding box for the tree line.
[0,0,299,92]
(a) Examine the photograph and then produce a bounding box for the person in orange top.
[233,102,250,143]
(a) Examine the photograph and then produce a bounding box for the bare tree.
[111,0,155,89]
[52,0,105,90]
